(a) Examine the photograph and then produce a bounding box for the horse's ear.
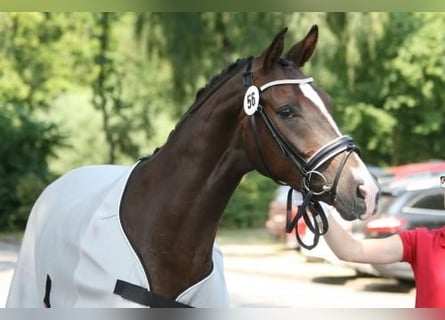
[285,25,318,67]
[259,27,288,72]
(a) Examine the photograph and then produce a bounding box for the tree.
[134,13,299,116]
[322,12,445,165]
[382,13,445,162]
[4,12,445,231]
[0,13,69,229]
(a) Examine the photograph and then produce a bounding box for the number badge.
[243,85,260,115]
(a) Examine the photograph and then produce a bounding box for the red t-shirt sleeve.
[398,227,428,263]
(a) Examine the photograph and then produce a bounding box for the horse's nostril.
[357,184,367,200]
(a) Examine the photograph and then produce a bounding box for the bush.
[0,107,61,231]
[7,173,49,230]
[221,172,277,229]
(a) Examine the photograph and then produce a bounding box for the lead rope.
[285,187,328,250]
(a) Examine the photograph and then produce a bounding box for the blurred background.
[1,12,445,234]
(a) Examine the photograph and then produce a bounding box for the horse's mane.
[142,57,253,160]
[194,56,253,102]
[163,56,253,143]
[145,56,292,159]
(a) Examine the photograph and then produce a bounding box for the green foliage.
[3,12,445,231]
[87,13,172,163]
[0,13,70,230]
[320,12,445,165]
[135,13,297,115]
[221,173,277,228]
[0,108,61,230]
[340,103,396,166]
[0,13,93,109]
[381,13,445,162]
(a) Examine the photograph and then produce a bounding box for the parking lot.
[0,229,415,308]
[218,229,415,307]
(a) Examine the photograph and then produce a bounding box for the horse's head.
[242,25,379,221]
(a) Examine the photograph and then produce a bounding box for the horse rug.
[6,163,230,307]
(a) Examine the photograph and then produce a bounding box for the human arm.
[321,207,404,264]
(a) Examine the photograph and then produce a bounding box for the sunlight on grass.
[1,228,281,247]
[216,228,280,245]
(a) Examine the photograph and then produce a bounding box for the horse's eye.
[277,105,298,119]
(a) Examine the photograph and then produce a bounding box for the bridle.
[243,57,360,249]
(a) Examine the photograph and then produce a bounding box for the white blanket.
[6,163,230,308]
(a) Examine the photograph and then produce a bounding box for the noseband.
[243,57,360,249]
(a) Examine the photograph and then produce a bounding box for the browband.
[260,78,314,92]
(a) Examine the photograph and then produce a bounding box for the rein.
[243,57,360,249]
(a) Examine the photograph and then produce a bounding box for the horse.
[6,25,379,308]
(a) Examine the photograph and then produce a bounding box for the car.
[266,191,359,258]
[299,207,351,263]
[299,174,445,280]
[298,208,380,274]
[359,174,445,281]
[378,160,445,185]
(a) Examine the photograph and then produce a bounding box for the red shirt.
[399,226,445,308]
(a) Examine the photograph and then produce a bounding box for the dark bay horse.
[7,25,379,308]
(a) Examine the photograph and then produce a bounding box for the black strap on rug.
[113,279,192,308]
[43,274,52,308]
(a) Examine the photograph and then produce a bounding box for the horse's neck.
[121,74,252,297]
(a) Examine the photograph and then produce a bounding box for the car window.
[410,193,445,210]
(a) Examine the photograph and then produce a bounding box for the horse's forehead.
[257,66,340,135]
[253,60,333,112]
[300,83,327,110]
[299,83,340,133]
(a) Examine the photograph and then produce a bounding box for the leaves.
[3,12,445,230]
[0,107,62,230]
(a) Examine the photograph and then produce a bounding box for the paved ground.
[0,241,20,307]
[0,229,415,308]
[220,239,415,307]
